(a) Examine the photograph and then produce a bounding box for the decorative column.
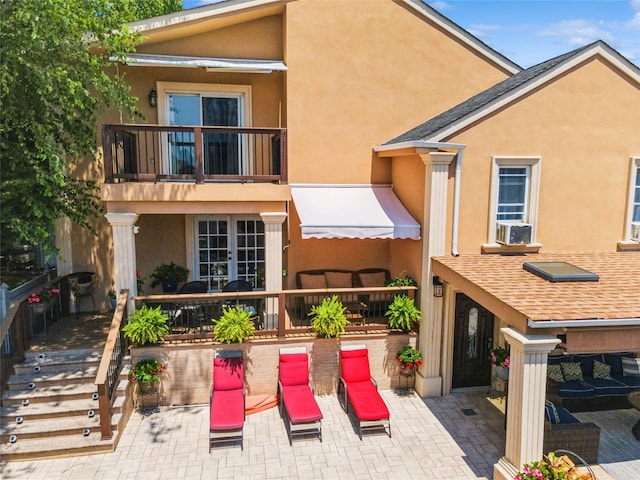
[260,212,287,329]
[415,151,455,397]
[494,327,560,480]
[105,213,139,314]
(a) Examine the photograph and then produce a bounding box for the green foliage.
[515,451,577,479]
[0,0,182,254]
[130,358,166,386]
[308,295,349,338]
[385,295,422,332]
[123,305,170,345]
[149,262,190,287]
[395,346,424,370]
[385,274,417,287]
[212,306,256,344]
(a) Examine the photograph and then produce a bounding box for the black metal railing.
[102,124,287,184]
[133,286,417,341]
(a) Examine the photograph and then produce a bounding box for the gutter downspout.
[451,146,464,257]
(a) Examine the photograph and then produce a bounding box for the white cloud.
[629,0,640,29]
[539,19,614,45]
[429,1,451,11]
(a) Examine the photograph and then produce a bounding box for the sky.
[180,0,640,68]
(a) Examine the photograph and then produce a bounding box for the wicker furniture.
[543,401,600,464]
[629,391,640,440]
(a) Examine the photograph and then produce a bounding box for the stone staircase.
[0,349,133,462]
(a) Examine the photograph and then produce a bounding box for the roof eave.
[528,318,640,328]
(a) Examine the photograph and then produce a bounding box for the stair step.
[0,430,116,462]
[0,412,121,440]
[0,397,101,421]
[8,366,99,388]
[2,383,97,405]
[15,350,102,375]
[23,349,102,362]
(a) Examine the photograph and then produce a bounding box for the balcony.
[102,124,287,184]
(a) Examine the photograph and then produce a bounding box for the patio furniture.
[277,346,323,445]
[543,400,601,464]
[210,350,245,451]
[177,281,208,294]
[338,344,391,439]
[628,391,640,440]
[67,272,96,314]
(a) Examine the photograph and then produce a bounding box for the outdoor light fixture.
[432,276,444,298]
[148,89,157,107]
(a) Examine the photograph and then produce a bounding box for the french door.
[195,216,265,291]
[167,93,244,175]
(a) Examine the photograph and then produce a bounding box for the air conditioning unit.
[496,222,533,245]
[631,222,640,242]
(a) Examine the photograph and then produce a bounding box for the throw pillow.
[547,364,564,383]
[299,273,327,289]
[561,362,583,381]
[544,400,560,424]
[358,271,387,287]
[593,360,612,379]
[325,271,353,288]
[622,357,640,377]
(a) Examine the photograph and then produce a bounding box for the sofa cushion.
[604,352,636,376]
[561,362,584,381]
[622,357,640,377]
[593,360,612,379]
[299,273,327,289]
[547,364,564,383]
[325,271,353,288]
[580,377,629,397]
[559,380,594,399]
[572,354,602,378]
[358,271,387,287]
[613,375,640,391]
[544,400,560,424]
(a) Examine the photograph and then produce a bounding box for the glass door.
[195,217,264,291]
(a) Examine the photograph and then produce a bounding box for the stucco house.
[53,0,639,476]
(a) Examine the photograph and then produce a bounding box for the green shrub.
[123,305,170,345]
[213,306,256,343]
[309,295,349,338]
[149,262,190,288]
[385,295,421,332]
[385,274,417,287]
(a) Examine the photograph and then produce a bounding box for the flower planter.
[30,302,50,315]
[495,366,509,381]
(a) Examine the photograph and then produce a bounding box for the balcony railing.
[133,286,417,341]
[102,124,287,184]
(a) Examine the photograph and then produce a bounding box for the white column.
[55,217,73,276]
[105,213,139,314]
[415,151,455,397]
[494,327,560,480]
[260,212,287,329]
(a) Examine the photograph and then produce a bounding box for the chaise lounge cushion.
[340,349,372,383]
[281,384,323,424]
[345,381,390,421]
[210,389,244,430]
[279,353,310,386]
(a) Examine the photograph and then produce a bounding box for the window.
[626,157,640,241]
[487,156,541,245]
[193,216,265,291]
[157,82,252,176]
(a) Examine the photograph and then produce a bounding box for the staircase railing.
[94,289,129,440]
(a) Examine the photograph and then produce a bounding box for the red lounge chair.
[278,346,323,445]
[339,344,391,439]
[210,350,245,451]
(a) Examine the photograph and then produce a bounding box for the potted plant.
[385,295,422,332]
[490,345,510,380]
[515,451,593,480]
[107,289,117,310]
[396,345,424,373]
[149,262,189,293]
[212,306,256,343]
[130,358,166,394]
[385,274,417,287]
[28,287,60,314]
[123,305,170,345]
[308,295,349,338]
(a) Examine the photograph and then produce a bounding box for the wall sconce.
[432,276,444,298]
[148,89,157,107]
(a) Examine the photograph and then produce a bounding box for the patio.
[1,385,636,480]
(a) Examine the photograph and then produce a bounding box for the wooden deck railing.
[133,286,417,341]
[94,289,129,440]
[102,124,287,184]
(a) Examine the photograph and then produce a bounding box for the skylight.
[523,261,599,283]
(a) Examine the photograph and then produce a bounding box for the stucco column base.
[415,372,442,397]
[493,457,518,480]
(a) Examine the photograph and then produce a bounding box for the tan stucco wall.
[449,57,640,253]
[131,335,417,405]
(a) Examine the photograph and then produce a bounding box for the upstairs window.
[626,157,640,242]
[497,167,529,222]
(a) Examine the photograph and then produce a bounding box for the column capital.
[419,151,456,167]
[501,327,560,353]
[105,212,139,227]
[260,212,288,224]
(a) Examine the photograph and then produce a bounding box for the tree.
[0,0,182,254]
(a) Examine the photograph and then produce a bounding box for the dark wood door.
[452,293,494,388]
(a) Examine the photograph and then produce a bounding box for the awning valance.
[291,184,421,240]
[110,53,287,73]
